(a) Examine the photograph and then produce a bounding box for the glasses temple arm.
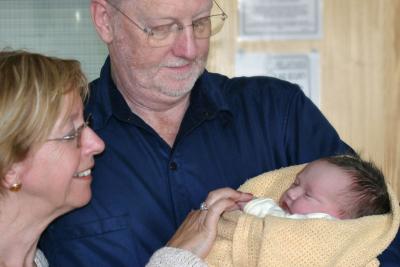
[104,0,150,34]
[213,0,228,17]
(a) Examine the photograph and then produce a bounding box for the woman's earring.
[9,183,22,192]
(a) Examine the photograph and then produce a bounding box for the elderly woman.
[0,50,252,267]
[0,50,105,266]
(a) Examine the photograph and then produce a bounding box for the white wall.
[0,0,108,81]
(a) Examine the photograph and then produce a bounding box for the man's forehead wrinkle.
[134,0,182,12]
[129,0,212,19]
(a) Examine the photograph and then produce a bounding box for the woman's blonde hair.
[0,50,88,186]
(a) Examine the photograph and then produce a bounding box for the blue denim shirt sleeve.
[39,58,399,266]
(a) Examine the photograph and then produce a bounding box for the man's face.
[108,0,212,98]
[279,160,353,219]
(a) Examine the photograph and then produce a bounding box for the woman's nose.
[82,127,105,155]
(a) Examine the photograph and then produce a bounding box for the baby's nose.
[287,187,302,200]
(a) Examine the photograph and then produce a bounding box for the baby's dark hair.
[322,154,391,219]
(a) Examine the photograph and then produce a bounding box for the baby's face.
[279,160,352,219]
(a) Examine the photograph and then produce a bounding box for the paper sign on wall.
[239,0,323,40]
[236,52,320,106]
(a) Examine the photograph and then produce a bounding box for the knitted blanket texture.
[205,164,400,267]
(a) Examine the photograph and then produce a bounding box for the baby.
[205,154,398,267]
[245,154,391,220]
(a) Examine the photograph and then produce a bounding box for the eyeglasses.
[105,0,228,48]
[47,114,92,148]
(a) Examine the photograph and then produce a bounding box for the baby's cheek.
[291,202,309,215]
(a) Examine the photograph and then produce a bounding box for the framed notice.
[236,51,320,106]
[239,0,323,40]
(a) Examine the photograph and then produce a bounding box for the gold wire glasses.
[47,114,92,148]
[105,0,228,47]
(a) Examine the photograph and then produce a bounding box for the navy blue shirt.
[40,57,400,266]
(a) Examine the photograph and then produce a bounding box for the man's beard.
[153,57,206,97]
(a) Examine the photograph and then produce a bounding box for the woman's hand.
[166,188,253,258]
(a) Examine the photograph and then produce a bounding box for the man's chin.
[156,80,197,98]
[160,88,192,98]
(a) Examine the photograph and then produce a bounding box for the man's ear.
[91,0,114,43]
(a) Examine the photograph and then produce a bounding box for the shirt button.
[203,111,210,118]
[169,162,178,171]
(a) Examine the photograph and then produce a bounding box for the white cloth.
[34,249,49,267]
[244,198,334,219]
[146,247,207,267]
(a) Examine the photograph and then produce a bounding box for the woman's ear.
[91,0,114,43]
[2,164,22,191]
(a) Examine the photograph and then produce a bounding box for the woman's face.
[17,92,105,217]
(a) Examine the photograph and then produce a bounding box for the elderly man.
[40,0,400,266]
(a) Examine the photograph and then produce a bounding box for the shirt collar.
[185,70,233,124]
[89,56,233,130]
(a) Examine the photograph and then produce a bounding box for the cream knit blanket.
[205,164,400,267]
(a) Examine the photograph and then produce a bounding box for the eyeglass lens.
[76,114,92,148]
[106,0,227,48]
[147,14,226,47]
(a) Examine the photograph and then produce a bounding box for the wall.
[2,0,399,196]
[207,0,400,197]
[0,0,108,81]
